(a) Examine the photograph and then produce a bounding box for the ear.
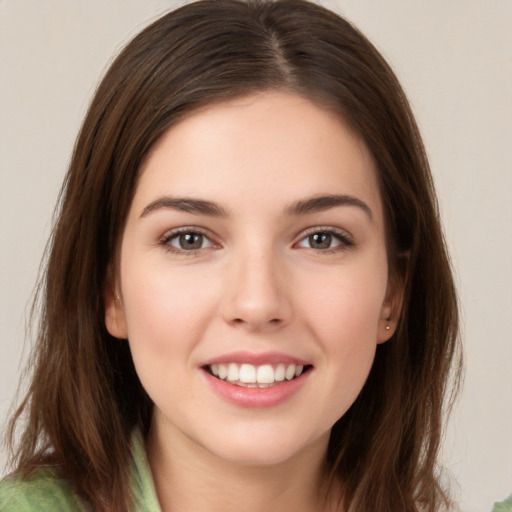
[377,253,408,344]
[103,266,128,339]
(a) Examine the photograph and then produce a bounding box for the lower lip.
[202,369,310,408]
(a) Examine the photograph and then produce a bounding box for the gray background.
[1,2,511,511]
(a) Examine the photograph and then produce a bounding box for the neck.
[147,420,338,512]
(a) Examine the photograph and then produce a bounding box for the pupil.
[180,233,202,249]
[310,233,331,249]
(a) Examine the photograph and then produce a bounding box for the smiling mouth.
[204,363,312,388]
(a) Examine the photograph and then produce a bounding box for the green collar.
[130,431,162,511]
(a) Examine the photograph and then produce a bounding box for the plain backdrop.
[1,2,511,511]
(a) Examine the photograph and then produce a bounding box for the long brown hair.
[6,1,461,510]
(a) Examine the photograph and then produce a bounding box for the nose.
[221,247,293,332]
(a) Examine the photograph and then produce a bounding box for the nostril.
[231,317,282,326]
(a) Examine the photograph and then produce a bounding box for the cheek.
[298,262,387,416]
[314,284,382,377]
[119,259,219,375]
[301,261,387,344]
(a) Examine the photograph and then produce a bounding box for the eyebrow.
[140,197,229,218]
[285,194,373,221]
[140,193,373,221]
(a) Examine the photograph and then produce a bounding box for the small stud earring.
[385,316,391,330]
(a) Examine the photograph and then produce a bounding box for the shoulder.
[492,495,512,512]
[0,466,86,511]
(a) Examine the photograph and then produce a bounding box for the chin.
[198,425,328,467]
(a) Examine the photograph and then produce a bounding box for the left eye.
[166,231,214,251]
[297,231,345,250]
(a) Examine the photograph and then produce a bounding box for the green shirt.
[493,496,512,512]
[0,432,162,511]
[2,437,511,512]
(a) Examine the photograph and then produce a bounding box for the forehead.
[134,92,383,222]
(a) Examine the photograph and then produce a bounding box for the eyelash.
[159,227,218,255]
[295,226,354,253]
[159,226,354,255]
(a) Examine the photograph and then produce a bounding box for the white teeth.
[275,364,285,381]
[218,364,227,380]
[285,364,296,380]
[239,364,256,383]
[256,364,274,384]
[227,363,239,381]
[208,362,307,386]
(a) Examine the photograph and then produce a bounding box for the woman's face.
[106,92,399,466]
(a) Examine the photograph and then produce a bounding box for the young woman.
[0,1,462,511]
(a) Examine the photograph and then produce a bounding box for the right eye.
[294,227,354,253]
[161,230,215,253]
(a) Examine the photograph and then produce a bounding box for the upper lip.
[201,351,311,367]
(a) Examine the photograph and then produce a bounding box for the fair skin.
[105,91,401,512]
